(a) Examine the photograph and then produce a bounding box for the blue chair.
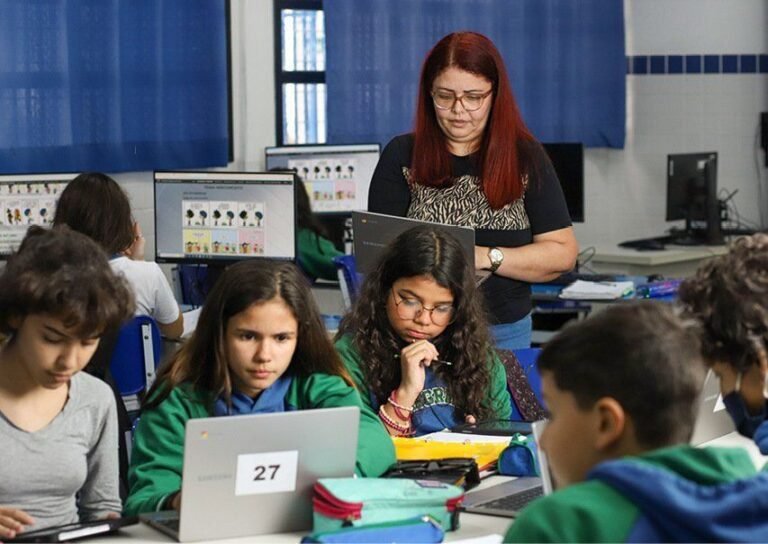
[109,316,162,413]
[333,255,363,309]
[512,347,543,403]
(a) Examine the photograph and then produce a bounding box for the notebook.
[690,370,735,445]
[141,406,360,542]
[352,211,490,284]
[460,420,553,518]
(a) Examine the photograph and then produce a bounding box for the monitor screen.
[154,171,296,264]
[0,173,78,257]
[666,152,718,222]
[265,144,381,214]
[542,143,584,223]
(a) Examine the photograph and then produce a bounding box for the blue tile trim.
[650,55,665,74]
[668,55,683,74]
[627,54,768,75]
[685,55,702,74]
[741,55,757,73]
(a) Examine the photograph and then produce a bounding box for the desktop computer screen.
[0,173,78,257]
[542,143,584,223]
[154,171,297,264]
[666,152,723,244]
[264,144,380,213]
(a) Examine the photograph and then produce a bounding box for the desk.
[89,504,510,543]
[588,245,728,277]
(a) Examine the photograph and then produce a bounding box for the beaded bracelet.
[388,391,413,421]
[378,404,412,436]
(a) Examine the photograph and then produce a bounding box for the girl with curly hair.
[678,233,768,450]
[335,225,519,437]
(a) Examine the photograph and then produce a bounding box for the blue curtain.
[325,0,625,148]
[0,0,229,174]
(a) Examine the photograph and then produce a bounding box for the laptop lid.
[156,406,359,542]
[690,370,735,446]
[352,211,476,275]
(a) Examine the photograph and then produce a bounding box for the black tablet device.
[452,419,533,436]
[8,516,138,543]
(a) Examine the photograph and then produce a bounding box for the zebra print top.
[368,134,571,324]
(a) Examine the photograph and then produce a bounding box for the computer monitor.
[154,171,297,264]
[0,173,78,258]
[542,143,584,223]
[665,152,723,245]
[265,144,380,214]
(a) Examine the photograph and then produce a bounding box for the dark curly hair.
[337,225,495,419]
[0,225,134,339]
[678,233,768,372]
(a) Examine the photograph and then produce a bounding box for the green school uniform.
[334,334,512,434]
[505,445,764,543]
[297,228,343,281]
[124,373,395,516]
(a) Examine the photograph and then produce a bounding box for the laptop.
[460,420,553,518]
[690,370,735,445]
[141,406,360,542]
[352,211,489,283]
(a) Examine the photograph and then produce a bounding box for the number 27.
[253,464,280,481]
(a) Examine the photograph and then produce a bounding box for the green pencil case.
[312,477,464,533]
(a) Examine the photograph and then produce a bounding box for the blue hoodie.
[506,445,768,543]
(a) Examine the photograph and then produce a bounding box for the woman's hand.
[124,222,146,261]
[0,507,34,539]
[396,339,439,405]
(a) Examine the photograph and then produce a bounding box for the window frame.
[273,0,325,146]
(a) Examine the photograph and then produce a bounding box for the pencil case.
[301,515,444,543]
[382,458,480,490]
[312,477,463,534]
[498,433,539,477]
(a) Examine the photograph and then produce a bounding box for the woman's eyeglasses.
[430,89,492,112]
[392,290,455,326]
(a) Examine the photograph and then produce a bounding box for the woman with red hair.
[369,31,578,349]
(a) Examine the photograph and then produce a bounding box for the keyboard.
[474,486,544,513]
[617,236,671,250]
[150,517,179,533]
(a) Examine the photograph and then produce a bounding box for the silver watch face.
[489,247,503,265]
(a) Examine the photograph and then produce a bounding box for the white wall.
[119,0,768,261]
[576,0,768,249]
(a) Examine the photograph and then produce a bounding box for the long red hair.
[411,31,535,209]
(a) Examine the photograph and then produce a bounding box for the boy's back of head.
[538,300,706,449]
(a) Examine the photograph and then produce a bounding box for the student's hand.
[124,222,146,261]
[465,415,477,425]
[0,507,34,539]
[397,339,439,403]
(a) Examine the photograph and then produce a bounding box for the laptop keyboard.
[153,517,180,533]
[476,486,543,512]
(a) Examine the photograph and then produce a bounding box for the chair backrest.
[498,347,545,421]
[333,254,362,309]
[109,315,162,398]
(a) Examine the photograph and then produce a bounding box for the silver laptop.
[353,211,488,283]
[690,370,735,445]
[461,420,553,518]
[141,406,360,542]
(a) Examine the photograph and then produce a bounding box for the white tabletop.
[90,432,763,543]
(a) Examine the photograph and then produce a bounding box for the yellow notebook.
[392,432,510,470]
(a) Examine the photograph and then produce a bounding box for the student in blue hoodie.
[679,233,768,455]
[505,301,768,543]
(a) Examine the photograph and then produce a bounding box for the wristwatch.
[487,247,504,273]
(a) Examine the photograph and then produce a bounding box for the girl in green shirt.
[125,260,394,516]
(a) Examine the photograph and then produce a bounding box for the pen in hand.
[393,354,453,367]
